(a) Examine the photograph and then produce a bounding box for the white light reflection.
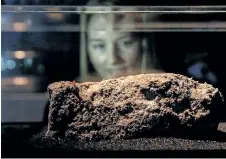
[14,51,26,59]
[25,58,33,67]
[13,22,27,32]
[6,60,16,69]
[13,77,29,86]
[1,62,7,71]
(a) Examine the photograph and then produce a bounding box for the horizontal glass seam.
[2,5,226,13]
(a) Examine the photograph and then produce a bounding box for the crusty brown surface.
[46,73,224,141]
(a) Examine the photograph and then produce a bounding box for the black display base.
[2,124,226,158]
[2,149,226,158]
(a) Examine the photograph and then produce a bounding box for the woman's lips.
[106,68,127,78]
[111,72,124,78]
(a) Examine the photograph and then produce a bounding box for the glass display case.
[1,5,226,158]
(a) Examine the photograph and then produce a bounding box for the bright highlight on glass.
[13,77,29,85]
[6,60,16,69]
[14,51,26,59]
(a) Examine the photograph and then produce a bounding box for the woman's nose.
[108,44,123,65]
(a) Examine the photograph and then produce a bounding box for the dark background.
[1,1,226,157]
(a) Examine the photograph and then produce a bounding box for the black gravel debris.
[2,123,226,158]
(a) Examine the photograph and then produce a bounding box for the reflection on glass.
[13,22,27,32]
[86,12,162,81]
[37,64,45,74]
[6,60,16,69]
[2,61,7,71]
[15,51,26,59]
[24,58,33,67]
[13,77,29,86]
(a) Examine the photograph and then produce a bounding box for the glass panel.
[1,5,226,126]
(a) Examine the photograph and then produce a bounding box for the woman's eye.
[119,38,135,48]
[92,43,105,52]
[123,40,133,47]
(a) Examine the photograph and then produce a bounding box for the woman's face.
[87,14,141,79]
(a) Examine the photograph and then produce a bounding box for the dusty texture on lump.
[46,73,224,141]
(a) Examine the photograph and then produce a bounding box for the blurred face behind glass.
[87,13,142,79]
